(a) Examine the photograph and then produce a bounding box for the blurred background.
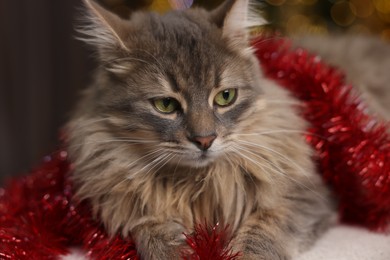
[1,0,389,183]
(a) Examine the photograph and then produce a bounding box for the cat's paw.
[133,221,190,260]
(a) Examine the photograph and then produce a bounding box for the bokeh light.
[263,0,390,41]
[98,0,390,41]
[350,0,374,18]
[331,1,356,26]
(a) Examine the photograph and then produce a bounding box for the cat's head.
[73,0,268,169]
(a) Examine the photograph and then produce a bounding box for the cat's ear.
[79,0,131,56]
[210,0,266,53]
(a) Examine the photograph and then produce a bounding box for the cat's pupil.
[162,98,171,108]
[222,90,230,100]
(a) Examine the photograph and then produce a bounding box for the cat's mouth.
[196,152,212,166]
[183,150,219,168]
[165,143,223,168]
[163,148,218,169]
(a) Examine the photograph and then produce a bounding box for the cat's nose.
[190,135,217,151]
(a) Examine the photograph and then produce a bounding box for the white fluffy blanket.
[299,225,390,260]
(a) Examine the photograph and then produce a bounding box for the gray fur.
[68,0,336,259]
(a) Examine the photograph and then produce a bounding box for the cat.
[67,0,336,259]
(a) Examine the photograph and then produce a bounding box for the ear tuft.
[210,0,267,52]
[77,0,130,55]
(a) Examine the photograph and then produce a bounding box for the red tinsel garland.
[253,38,390,230]
[0,37,389,259]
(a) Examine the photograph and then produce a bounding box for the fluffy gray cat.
[67,0,338,259]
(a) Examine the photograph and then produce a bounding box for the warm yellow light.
[306,24,328,35]
[331,1,357,26]
[286,14,310,33]
[373,0,390,14]
[149,0,172,13]
[350,0,375,18]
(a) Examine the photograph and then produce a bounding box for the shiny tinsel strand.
[183,222,240,260]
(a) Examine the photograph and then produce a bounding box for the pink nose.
[191,135,217,151]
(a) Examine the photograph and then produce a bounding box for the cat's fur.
[67,0,335,259]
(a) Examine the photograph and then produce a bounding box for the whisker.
[67,138,158,150]
[234,142,327,202]
[148,153,176,177]
[159,148,187,155]
[252,36,284,47]
[237,139,312,179]
[127,151,169,179]
[172,155,184,179]
[228,145,269,185]
[235,129,327,141]
[233,145,279,176]
[236,139,315,188]
[108,149,167,190]
[144,153,174,176]
[125,148,166,169]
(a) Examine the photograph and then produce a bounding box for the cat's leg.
[131,219,189,260]
[231,210,293,260]
[232,187,335,259]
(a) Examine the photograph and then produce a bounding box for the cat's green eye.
[153,97,180,114]
[214,89,237,107]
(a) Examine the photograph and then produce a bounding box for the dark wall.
[0,0,95,182]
